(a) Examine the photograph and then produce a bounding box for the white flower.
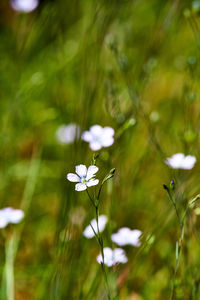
[82,125,114,151]
[165,153,196,170]
[10,0,38,12]
[111,227,142,247]
[56,124,80,144]
[67,164,99,191]
[83,215,108,238]
[0,207,24,228]
[96,247,128,267]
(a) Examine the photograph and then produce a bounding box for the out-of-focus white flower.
[10,0,39,12]
[165,153,196,170]
[0,207,24,228]
[56,124,80,144]
[83,215,108,238]
[82,125,114,151]
[111,227,142,247]
[96,247,128,267]
[67,164,99,191]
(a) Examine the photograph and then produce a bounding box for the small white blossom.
[111,227,142,247]
[82,125,114,151]
[56,124,80,144]
[0,207,24,228]
[67,164,99,191]
[83,215,108,238]
[10,0,38,12]
[165,153,196,170]
[96,247,128,267]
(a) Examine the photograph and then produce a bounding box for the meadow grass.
[1,0,200,299]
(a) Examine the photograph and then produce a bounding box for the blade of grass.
[1,148,41,300]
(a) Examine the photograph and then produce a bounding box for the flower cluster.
[57,123,115,150]
[82,216,142,266]
[0,207,24,228]
[66,123,144,268]
[165,153,196,170]
[95,226,141,266]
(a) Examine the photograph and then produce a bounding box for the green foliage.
[1,0,200,299]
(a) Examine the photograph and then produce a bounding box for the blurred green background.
[1,0,200,299]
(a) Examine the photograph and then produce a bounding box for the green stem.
[5,238,14,300]
[165,187,181,227]
[1,149,41,300]
[95,203,111,300]
[86,189,95,208]
[170,222,185,300]
[86,186,111,300]
[170,195,200,300]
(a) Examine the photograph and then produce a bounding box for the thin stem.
[97,183,103,201]
[165,187,181,227]
[86,189,95,208]
[95,204,111,300]
[85,185,111,300]
[101,262,111,300]
[170,195,200,300]
[170,221,185,300]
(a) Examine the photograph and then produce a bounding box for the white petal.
[103,127,115,137]
[112,228,128,246]
[111,227,142,247]
[11,0,38,12]
[90,125,103,136]
[101,136,114,147]
[165,153,185,169]
[113,248,128,264]
[0,216,8,228]
[67,173,80,182]
[86,165,99,180]
[181,155,196,169]
[83,225,96,238]
[0,207,24,227]
[56,124,79,144]
[89,141,102,151]
[97,247,114,267]
[171,153,185,160]
[96,247,127,267]
[131,229,142,239]
[81,131,92,142]
[165,153,196,170]
[98,215,108,231]
[75,183,87,191]
[8,209,24,224]
[83,215,108,239]
[86,179,99,187]
[111,232,125,246]
[75,165,87,177]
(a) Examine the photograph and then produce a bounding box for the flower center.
[93,135,101,142]
[81,176,87,183]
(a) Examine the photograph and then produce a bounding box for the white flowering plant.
[67,155,116,297]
